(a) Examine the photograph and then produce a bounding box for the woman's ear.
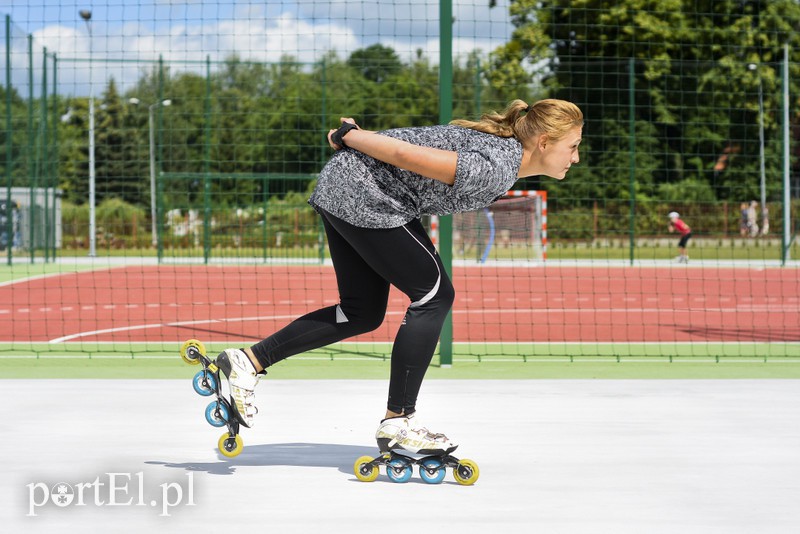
[537,133,549,151]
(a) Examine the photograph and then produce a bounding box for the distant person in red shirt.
[668,211,692,264]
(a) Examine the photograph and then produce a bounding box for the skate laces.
[239,389,259,417]
[410,425,448,443]
[406,417,449,444]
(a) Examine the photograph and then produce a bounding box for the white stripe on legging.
[401,224,441,308]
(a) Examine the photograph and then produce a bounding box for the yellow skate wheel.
[353,455,379,482]
[453,459,480,486]
[218,432,243,458]
[180,339,206,365]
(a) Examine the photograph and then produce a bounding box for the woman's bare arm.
[328,119,457,186]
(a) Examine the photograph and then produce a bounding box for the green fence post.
[203,55,211,264]
[157,55,165,263]
[50,52,58,261]
[781,43,792,265]
[4,15,12,266]
[155,158,165,263]
[27,34,34,263]
[40,47,48,257]
[319,59,327,265]
[438,0,454,367]
[628,57,636,266]
[320,58,327,169]
[42,49,50,263]
[262,175,268,262]
[474,58,481,114]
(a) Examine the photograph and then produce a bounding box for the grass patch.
[1,352,799,380]
[1,342,798,379]
[0,262,99,284]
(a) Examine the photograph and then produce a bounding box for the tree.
[92,78,147,205]
[493,0,800,201]
[0,84,34,185]
[347,44,403,84]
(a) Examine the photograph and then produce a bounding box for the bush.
[61,198,148,249]
[96,197,147,237]
[62,201,88,236]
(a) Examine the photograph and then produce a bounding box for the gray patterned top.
[308,124,523,228]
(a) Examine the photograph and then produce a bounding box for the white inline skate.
[180,339,263,458]
[354,414,479,485]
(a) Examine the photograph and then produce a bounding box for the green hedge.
[59,196,799,249]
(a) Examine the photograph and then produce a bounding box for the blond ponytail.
[451,98,583,144]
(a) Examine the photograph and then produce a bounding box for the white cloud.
[9,0,513,96]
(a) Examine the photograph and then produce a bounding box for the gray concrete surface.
[2,379,798,533]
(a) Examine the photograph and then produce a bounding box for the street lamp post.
[147,100,171,247]
[80,9,96,257]
[129,97,171,247]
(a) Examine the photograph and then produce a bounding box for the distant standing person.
[747,200,759,237]
[739,202,749,237]
[668,211,692,264]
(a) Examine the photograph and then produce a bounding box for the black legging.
[250,209,455,414]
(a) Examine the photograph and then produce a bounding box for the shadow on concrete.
[146,442,378,476]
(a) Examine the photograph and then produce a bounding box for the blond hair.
[451,99,583,144]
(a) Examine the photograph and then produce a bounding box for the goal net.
[430,190,547,263]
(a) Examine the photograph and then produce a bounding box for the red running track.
[1,265,798,344]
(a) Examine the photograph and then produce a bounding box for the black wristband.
[331,122,359,147]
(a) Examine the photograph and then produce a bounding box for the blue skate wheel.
[418,457,446,484]
[205,400,229,427]
[386,458,413,483]
[192,370,217,397]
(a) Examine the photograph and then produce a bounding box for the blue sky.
[1,1,513,96]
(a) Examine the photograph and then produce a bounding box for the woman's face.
[541,126,583,180]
